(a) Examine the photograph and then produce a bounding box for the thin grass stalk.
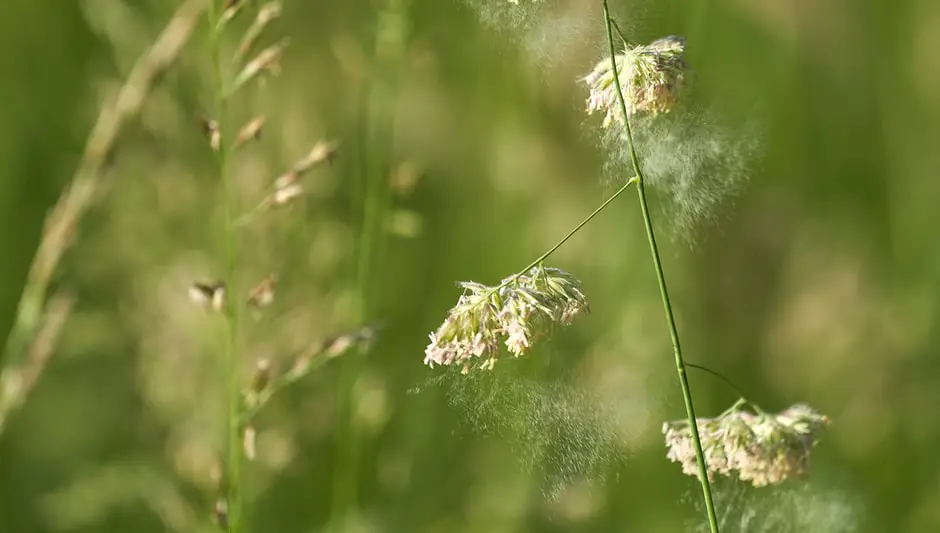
[329,38,379,533]
[329,3,407,525]
[328,62,379,533]
[327,119,376,530]
[452,176,637,316]
[330,51,392,533]
[600,2,720,531]
[0,293,73,433]
[514,179,635,277]
[0,0,205,431]
[205,1,242,531]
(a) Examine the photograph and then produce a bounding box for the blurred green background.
[2,0,940,531]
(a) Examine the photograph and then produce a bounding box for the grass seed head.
[663,403,831,487]
[583,36,688,127]
[233,116,266,149]
[188,281,226,311]
[424,265,589,372]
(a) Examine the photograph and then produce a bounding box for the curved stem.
[685,362,748,402]
[207,2,242,531]
[684,364,767,414]
[475,177,635,305]
[610,18,630,48]
[600,3,720,532]
[717,397,748,418]
[0,0,204,421]
[512,178,636,280]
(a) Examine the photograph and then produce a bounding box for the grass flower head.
[584,35,688,126]
[425,265,589,372]
[663,403,831,487]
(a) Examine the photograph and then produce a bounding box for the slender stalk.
[331,2,408,524]
[329,31,392,533]
[0,0,204,404]
[635,167,720,533]
[513,178,636,278]
[600,2,720,531]
[683,363,767,414]
[206,2,242,531]
[467,177,636,309]
[466,164,638,311]
[685,362,747,401]
[328,92,376,530]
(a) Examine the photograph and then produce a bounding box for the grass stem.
[600,2,720,531]
[0,0,204,426]
[206,1,243,531]
[513,178,636,279]
[329,31,391,533]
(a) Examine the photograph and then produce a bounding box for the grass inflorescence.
[418,2,830,533]
[3,1,837,532]
[10,1,377,531]
[203,2,378,530]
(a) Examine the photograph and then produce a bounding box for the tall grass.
[0,0,206,436]
[600,1,719,530]
[2,2,836,532]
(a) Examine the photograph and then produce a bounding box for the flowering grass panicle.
[584,36,688,126]
[425,265,589,372]
[663,403,831,487]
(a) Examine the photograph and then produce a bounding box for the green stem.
[329,41,391,533]
[684,364,767,414]
[600,2,720,531]
[207,2,242,532]
[474,177,635,305]
[685,362,747,402]
[717,397,748,418]
[513,178,636,279]
[636,181,719,532]
[610,18,630,48]
[463,153,638,314]
[240,326,375,427]
[2,286,42,370]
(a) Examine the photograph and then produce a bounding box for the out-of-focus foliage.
[2,0,940,532]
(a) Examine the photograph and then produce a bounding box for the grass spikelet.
[664,402,831,487]
[584,36,688,125]
[232,116,266,149]
[424,265,589,372]
[233,1,283,66]
[230,39,290,97]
